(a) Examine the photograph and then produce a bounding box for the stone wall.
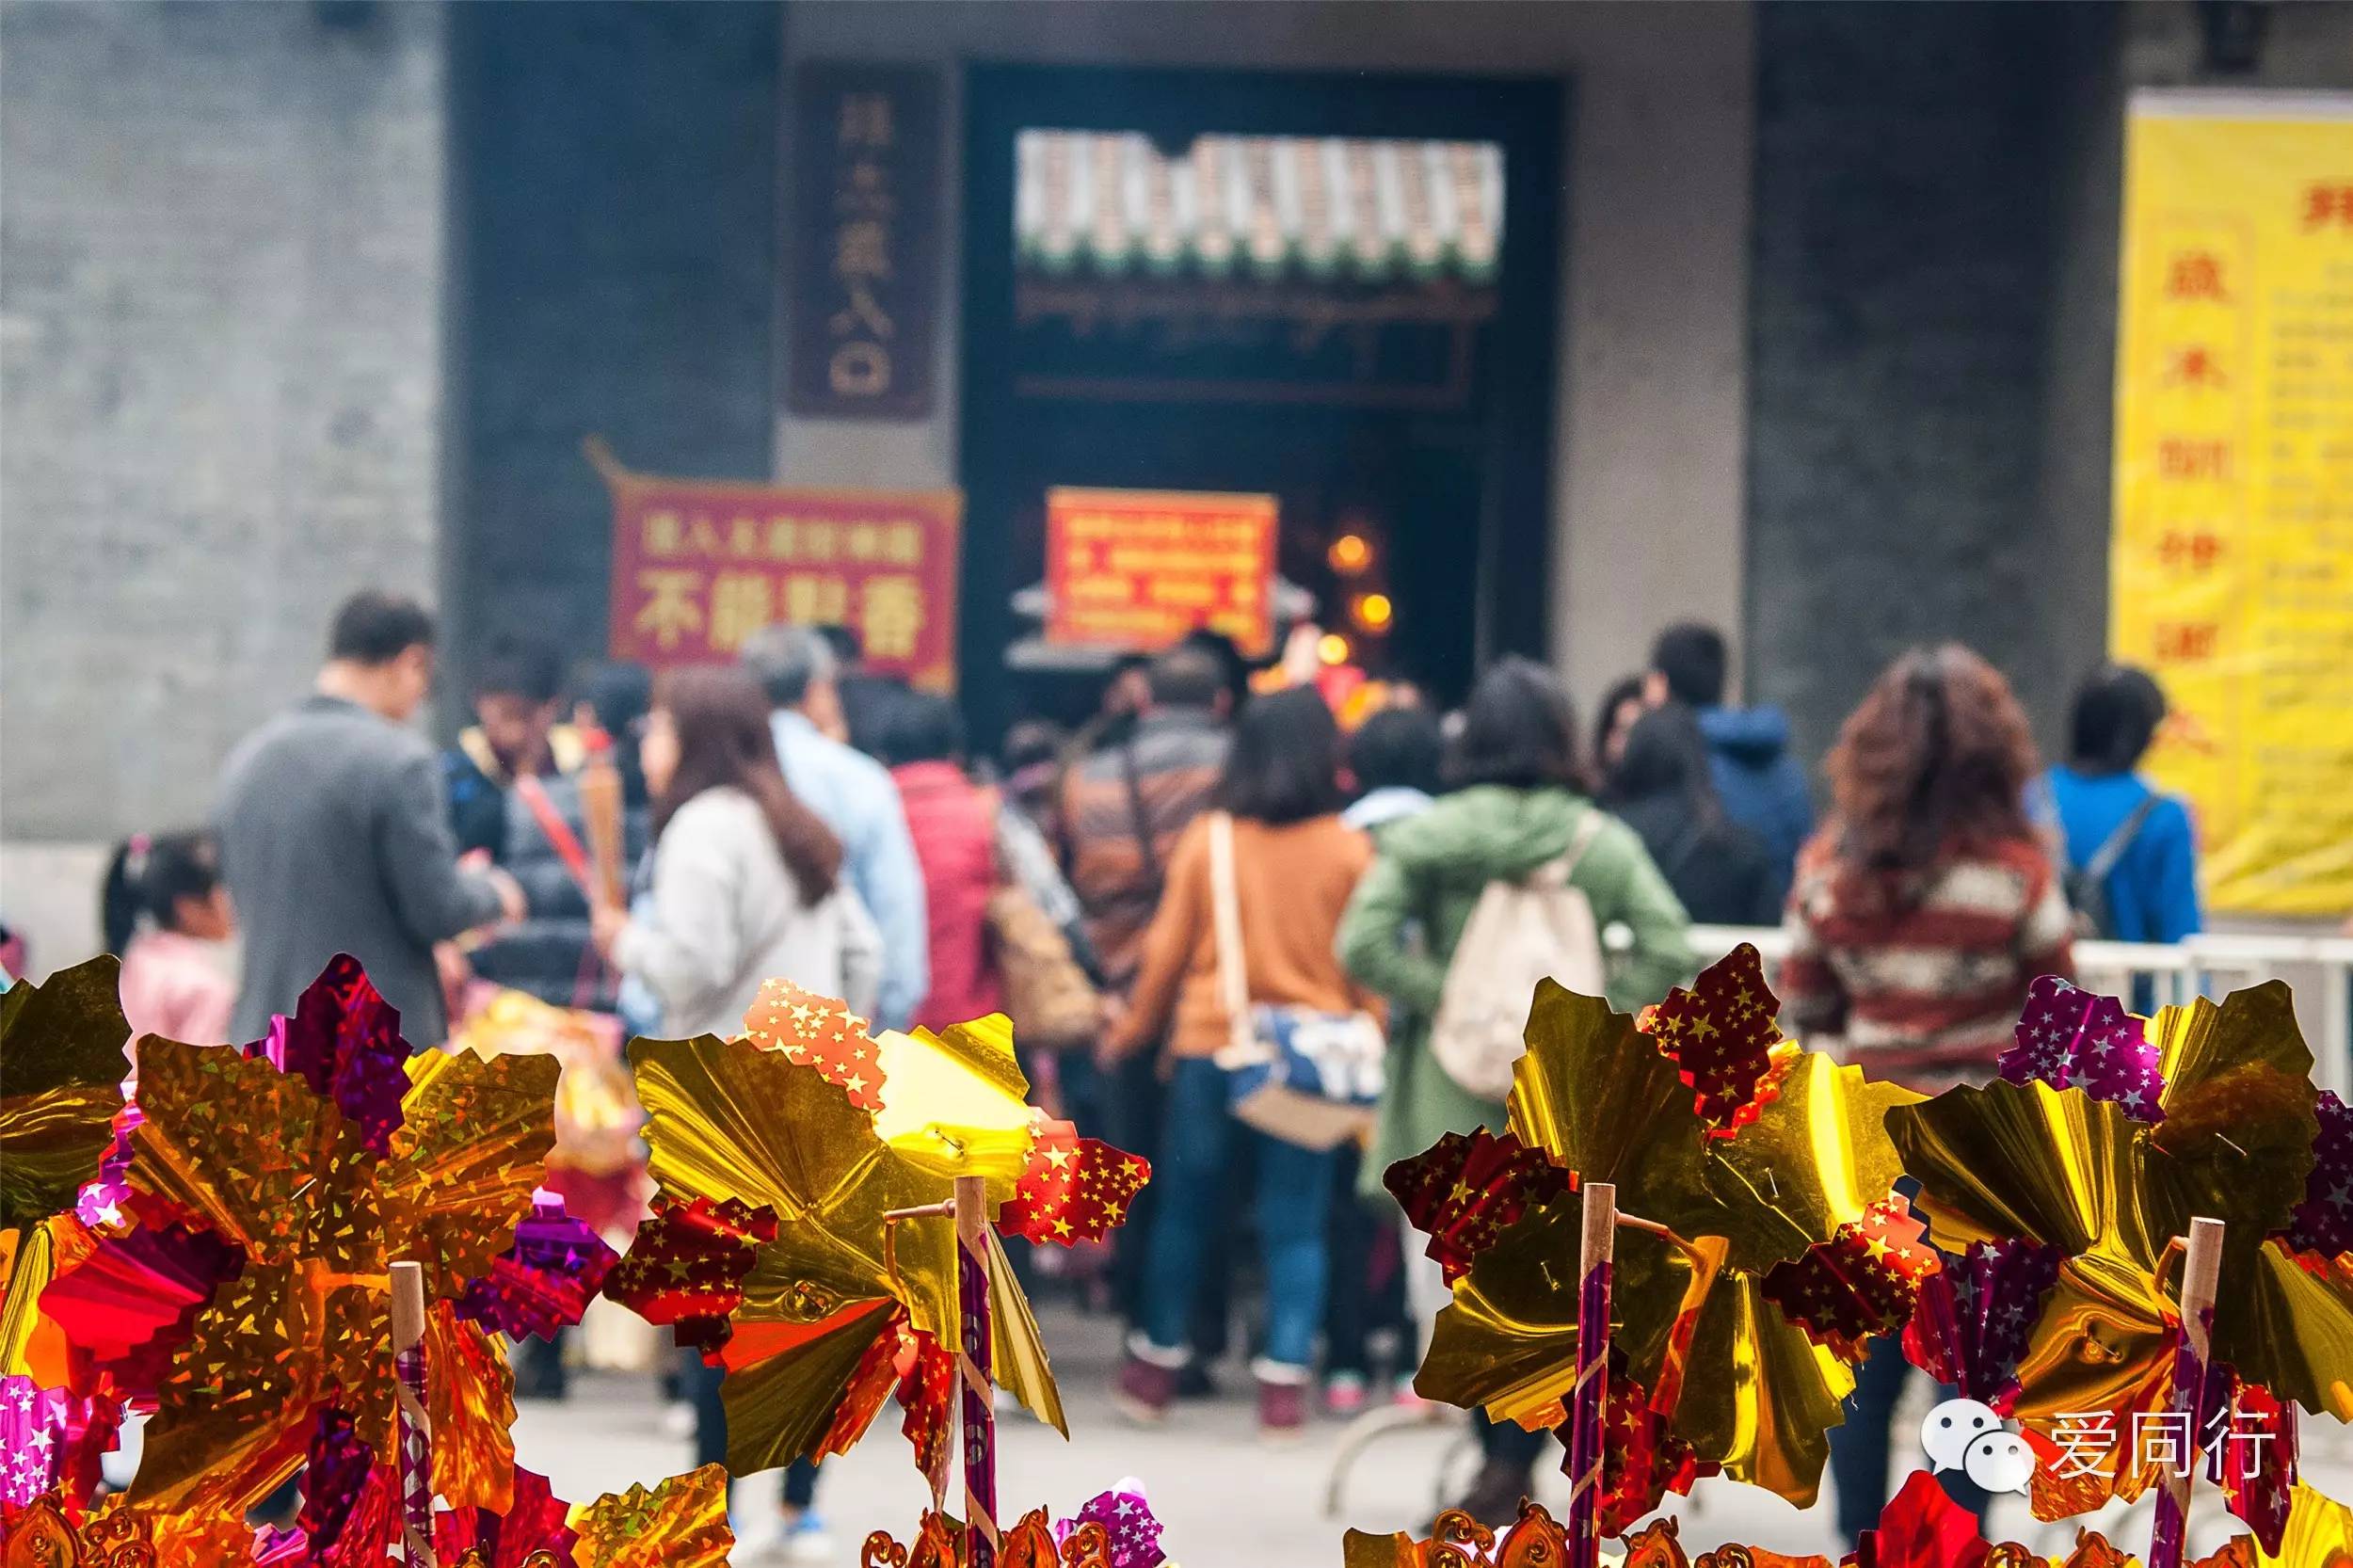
[440,1,782,697]
[0,1,448,845]
[1745,1,2114,775]
[1746,0,2353,781]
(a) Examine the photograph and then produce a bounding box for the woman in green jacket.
[1334,656,1694,1519]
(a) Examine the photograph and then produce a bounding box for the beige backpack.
[1428,810,1609,1100]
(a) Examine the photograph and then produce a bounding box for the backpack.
[1428,810,1609,1100]
[2063,792,2160,939]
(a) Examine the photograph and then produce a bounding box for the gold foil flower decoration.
[568,1463,737,1568]
[1416,976,1921,1505]
[0,957,127,1380]
[1889,983,2335,1515]
[2229,1482,2353,1565]
[615,1027,1064,1478]
[105,1026,556,1526]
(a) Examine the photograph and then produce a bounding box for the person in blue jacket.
[1646,622,1815,906]
[2041,664,2201,943]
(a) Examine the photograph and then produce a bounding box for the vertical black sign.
[786,62,941,420]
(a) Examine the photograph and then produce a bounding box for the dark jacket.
[1698,705,1816,904]
[443,724,590,860]
[1611,792,1783,927]
[468,773,649,1010]
[216,695,504,1045]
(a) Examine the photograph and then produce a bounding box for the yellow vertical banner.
[2112,92,2353,915]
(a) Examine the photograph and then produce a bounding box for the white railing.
[1669,923,2353,1098]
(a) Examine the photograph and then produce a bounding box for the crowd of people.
[86,589,2212,1558]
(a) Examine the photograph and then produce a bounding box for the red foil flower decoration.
[997,1125,1150,1247]
[1761,1196,1942,1361]
[600,1195,779,1355]
[1382,1128,1568,1285]
[1638,943,1792,1139]
[742,979,885,1111]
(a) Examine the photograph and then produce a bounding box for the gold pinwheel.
[111,1035,556,1524]
[1417,978,1921,1503]
[0,957,128,1380]
[1888,983,2334,1509]
[616,1026,1064,1477]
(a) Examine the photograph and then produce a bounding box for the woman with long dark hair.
[1785,645,2073,1547]
[1601,702,1780,926]
[1337,655,1691,1519]
[1105,686,1377,1441]
[593,664,879,1039]
[590,664,877,1559]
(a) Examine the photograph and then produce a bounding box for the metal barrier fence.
[1676,922,2353,1098]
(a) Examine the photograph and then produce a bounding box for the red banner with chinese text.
[602,456,961,688]
[1044,487,1276,657]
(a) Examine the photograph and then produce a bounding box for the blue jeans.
[1140,1057,1337,1373]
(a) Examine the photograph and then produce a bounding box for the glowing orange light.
[1328,535,1373,575]
[1353,592,1393,632]
[1318,632,1351,666]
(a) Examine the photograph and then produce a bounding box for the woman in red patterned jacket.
[1780,643,2073,1544]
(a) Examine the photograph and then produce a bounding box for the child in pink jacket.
[104,830,236,1047]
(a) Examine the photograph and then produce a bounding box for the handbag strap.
[1207,812,1253,1053]
[513,774,609,1011]
[1119,739,1163,893]
[1527,808,1608,890]
[2083,792,2161,882]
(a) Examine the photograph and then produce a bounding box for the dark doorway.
[959,64,1562,742]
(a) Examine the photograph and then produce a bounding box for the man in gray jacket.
[216,592,523,1045]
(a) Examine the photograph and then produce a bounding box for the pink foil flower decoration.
[1998,976,2165,1122]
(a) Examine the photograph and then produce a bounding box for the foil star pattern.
[1760,1196,1943,1361]
[1382,1128,1569,1286]
[1637,943,1795,1139]
[997,1126,1150,1247]
[1999,976,2165,1122]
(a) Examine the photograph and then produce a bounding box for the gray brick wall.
[1744,1,2115,782]
[0,0,447,842]
[443,1,779,696]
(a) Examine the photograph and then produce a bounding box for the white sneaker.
[784,1517,837,1565]
[742,1513,836,1566]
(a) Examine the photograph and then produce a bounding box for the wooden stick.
[578,753,626,910]
[1565,1182,1617,1567]
[2150,1217,2225,1568]
[953,1176,999,1568]
[389,1260,438,1568]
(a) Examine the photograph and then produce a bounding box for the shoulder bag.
[1208,812,1385,1150]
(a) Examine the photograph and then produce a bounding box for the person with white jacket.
[595,664,880,1036]
[591,662,877,1565]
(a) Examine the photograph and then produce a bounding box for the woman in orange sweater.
[1106,686,1376,1440]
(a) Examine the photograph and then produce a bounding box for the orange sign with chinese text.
[603,455,961,688]
[1045,488,1276,657]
